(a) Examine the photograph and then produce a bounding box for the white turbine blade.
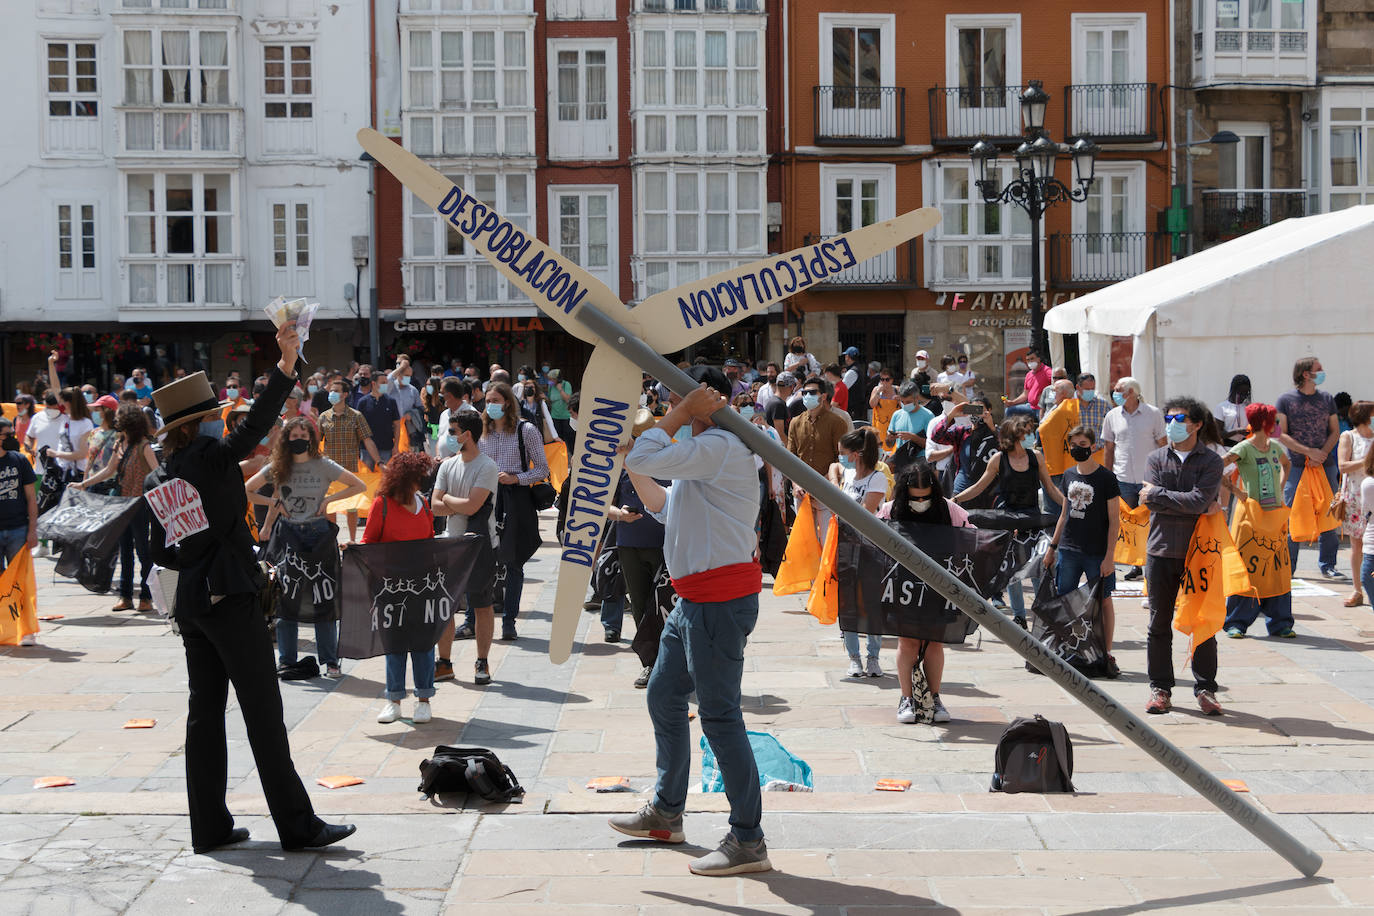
[548,345,643,664]
[632,208,942,352]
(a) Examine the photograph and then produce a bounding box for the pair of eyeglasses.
[802,389,821,396]
[880,377,893,383]
[1164,413,1187,424]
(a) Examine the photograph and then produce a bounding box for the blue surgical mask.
[485,403,504,420]
[1112,391,1126,406]
[307,384,319,395]
[260,435,270,446]
[425,384,434,396]
[739,406,755,420]
[1313,370,1326,386]
[518,374,527,382]
[1022,433,1038,450]
[444,434,458,450]
[327,391,342,405]
[901,402,917,413]
[675,425,692,443]
[838,454,855,470]
[377,382,389,395]
[1166,418,1191,443]
[226,387,239,400]
[399,376,411,387]
[802,393,820,411]
[1080,389,1096,402]
[83,392,95,404]
[124,380,136,391]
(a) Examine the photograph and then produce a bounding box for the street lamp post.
[969,81,1099,356]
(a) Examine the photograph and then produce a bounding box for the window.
[47,42,99,119]
[820,164,895,282]
[56,203,99,299]
[123,172,236,306]
[548,0,614,18]
[406,172,532,305]
[636,167,764,297]
[404,29,533,158]
[816,15,896,141]
[636,26,765,157]
[1327,97,1374,211]
[1216,122,1269,189]
[941,15,1021,138]
[550,187,617,291]
[1070,15,1148,138]
[926,160,1032,288]
[549,41,614,160]
[957,25,1006,97]
[264,45,312,118]
[269,200,313,296]
[1071,161,1145,278]
[1218,0,1304,30]
[119,27,234,154]
[121,0,232,7]
[402,0,533,9]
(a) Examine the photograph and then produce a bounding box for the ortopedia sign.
[357,126,940,664]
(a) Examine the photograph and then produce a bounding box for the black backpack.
[990,715,1075,794]
[418,746,525,802]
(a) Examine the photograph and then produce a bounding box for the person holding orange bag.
[1276,357,1343,580]
[1221,403,1294,637]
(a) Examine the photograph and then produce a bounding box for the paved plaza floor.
[3,513,1374,914]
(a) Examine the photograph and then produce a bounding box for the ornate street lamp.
[970,81,1099,354]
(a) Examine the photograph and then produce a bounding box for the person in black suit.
[148,320,355,855]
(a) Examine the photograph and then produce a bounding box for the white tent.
[1043,205,1374,408]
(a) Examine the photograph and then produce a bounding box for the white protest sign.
[144,478,209,547]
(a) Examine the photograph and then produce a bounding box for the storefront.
[388,314,594,387]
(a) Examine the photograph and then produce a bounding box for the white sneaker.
[865,656,883,678]
[377,701,402,724]
[845,658,864,678]
[412,700,432,724]
[30,544,48,559]
[931,694,951,724]
[19,634,36,647]
[896,695,917,724]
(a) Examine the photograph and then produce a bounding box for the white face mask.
[909,498,933,513]
[45,408,60,419]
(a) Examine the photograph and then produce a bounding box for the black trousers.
[1144,555,1218,695]
[178,593,323,848]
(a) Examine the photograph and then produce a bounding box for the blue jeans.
[842,630,881,660]
[273,518,339,668]
[1118,480,1143,509]
[359,447,394,472]
[601,595,625,633]
[385,649,436,700]
[647,594,762,843]
[119,505,151,601]
[1055,546,1116,596]
[0,525,28,569]
[1224,593,1294,635]
[1285,460,1339,573]
[1363,554,1374,607]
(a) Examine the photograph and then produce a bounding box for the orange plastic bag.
[1289,465,1340,543]
[545,440,569,491]
[806,516,840,625]
[1229,500,1292,599]
[1036,398,1081,476]
[772,498,821,596]
[1114,499,1150,567]
[1174,512,1246,657]
[0,548,39,646]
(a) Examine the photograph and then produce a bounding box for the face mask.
[1112,391,1126,406]
[124,380,136,391]
[425,385,434,396]
[83,392,95,404]
[485,403,504,420]
[1079,389,1096,402]
[916,359,927,369]
[45,408,60,419]
[226,387,239,400]
[518,374,527,382]
[675,424,692,442]
[260,435,270,446]
[739,406,755,420]
[377,382,389,394]
[287,438,309,455]
[909,498,932,513]
[1069,444,1093,462]
[399,376,411,387]
[1312,371,1326,386]
[1,436,17,452]
[327,391,342,405]
[1022,433,1038,450]
[308,384,319,395]
[93,409,103,423]
[1025,361,1039,371]
[802,393,820,410]
[1166,418,1191,443]
[901,402,917,413]
[541,366,549,374]
[838,454,855,470]
[444,434,459,451]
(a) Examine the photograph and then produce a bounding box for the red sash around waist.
[671,561,762,603]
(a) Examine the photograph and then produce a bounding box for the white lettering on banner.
[561,396,631,567]
[675,238,858,330]
[369,571,454,632]
[144,479,209,547]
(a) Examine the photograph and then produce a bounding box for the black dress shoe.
[284,822,356,851]
[604,628,620,643]
[193,827,250,854]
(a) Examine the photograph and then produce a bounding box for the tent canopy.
[1043,205,1374,406]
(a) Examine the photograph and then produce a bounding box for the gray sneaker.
[688,833,772,876]
[896,695,917,724]
[633,666,652,689]
[608,803,684,844]
[931,693,951,724]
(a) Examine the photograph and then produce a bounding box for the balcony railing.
[928,86,1022,146]
[1063,83,1156,142]
[640,0,761,10]
[813,86,905,146]
[802,234,917,289]
[1201,189,1306,242]
[1048,232,1170,289]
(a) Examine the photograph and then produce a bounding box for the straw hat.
[631,408,657,438]
[151,371,224,437]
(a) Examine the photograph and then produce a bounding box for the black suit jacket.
[148,366,294,615]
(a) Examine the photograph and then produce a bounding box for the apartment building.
[0,0,371,391]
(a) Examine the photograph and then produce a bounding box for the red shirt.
[1023,365,1053,410]
[832,380,849,411]
[362,494,435,543]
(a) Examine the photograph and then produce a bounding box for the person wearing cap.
[147,320,355,855]
[611,365,770,876]
[723,359,750,399]
[84,394,122,485]
[761,371,796,441]
[911,349,930,379]
[546,368,574,446]
[840,347,868,423]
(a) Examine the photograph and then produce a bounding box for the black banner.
[36,453,68,518]
[38,488,143,594]
[262,521,342,623]
[836,519,1013,642]
[338,535,487,659]
[1026,578,1109,678]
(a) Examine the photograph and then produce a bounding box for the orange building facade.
[772,0,1173,397]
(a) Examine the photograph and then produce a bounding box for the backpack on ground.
[418,746,525,802]
[990,714,1075,793]
[277,655,319,681]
